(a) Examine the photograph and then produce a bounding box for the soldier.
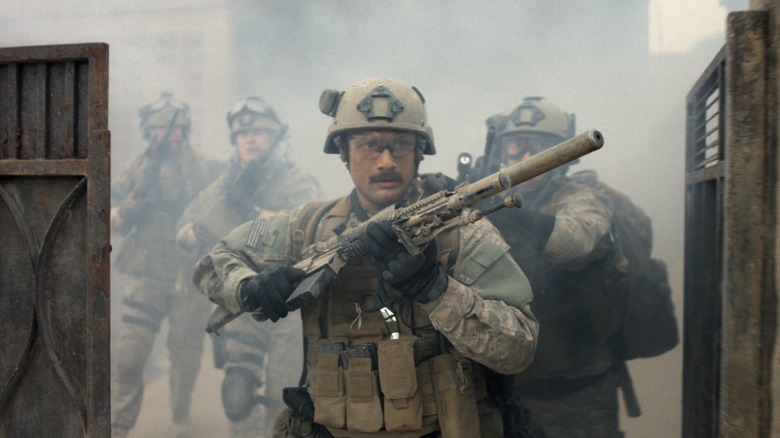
[176,96,322,437]
[476,97,675,438]
[192,78,539,438]
[111,92,220,438]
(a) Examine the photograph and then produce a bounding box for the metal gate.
[684,11,775,437]
[684,44,726,438]
[0,43,110,437]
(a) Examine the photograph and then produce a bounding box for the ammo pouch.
[313,346,346,429]
[378,337,423,432]
[429,353,481,438]
[312,336,441,437]
[345,356,382,432]
[311,338,490,437]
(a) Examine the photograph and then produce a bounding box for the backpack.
[570,170,679,360]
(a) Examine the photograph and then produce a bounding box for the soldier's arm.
[175,177,224,255]
[193,239,262,313]
[193,211,295,313]
[422,220,539,375]
[542,185,614,269]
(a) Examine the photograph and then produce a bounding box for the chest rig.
[289,188,484,437]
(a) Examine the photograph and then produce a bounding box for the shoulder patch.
[222,213,292,257]
[247,218,276,249]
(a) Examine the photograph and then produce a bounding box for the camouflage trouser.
[218,311,304,438]
[515,372,623,438]
[111,275,212,430]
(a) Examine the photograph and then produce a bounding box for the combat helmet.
[226,96,287,145]
[482,97,576,173]
[138,92,191,141]
[319,78,435,155]
[492,96,575,143]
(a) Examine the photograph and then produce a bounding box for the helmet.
[319,78,435,155]
[491,96,575,143]
[481,97,576,178]
[226,96,287,145]
[138,92,191,140]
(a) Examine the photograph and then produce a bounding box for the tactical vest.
[290,190,500,437]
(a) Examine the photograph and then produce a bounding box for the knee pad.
[221,367,261,421]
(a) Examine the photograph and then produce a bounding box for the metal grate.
[683,45,726,438]
[686,47,726,178]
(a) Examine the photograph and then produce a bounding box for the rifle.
[455,114,502,185]
[206,130,604,333]
[614,358,642,417]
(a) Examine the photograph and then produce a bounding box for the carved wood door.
[0,43,110,437]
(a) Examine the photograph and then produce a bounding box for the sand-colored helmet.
[138,92,191,140]
[492,96,575,143]
[319,78,435,155]
[226,96,287,145]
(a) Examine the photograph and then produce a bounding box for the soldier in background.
[176,96,321,437]
[471,97,677,437]
[193,78,539,437]
[111,92,221,438]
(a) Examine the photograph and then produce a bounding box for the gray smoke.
[2,1,733,436]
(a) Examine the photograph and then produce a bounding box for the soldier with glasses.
[193,78,539,438]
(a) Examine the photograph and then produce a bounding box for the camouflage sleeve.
[423,220,539,375]
[192,209,297,313]
[110,153,145,207]
[192,235,263,314]
[542,183,614,268]
[177,175,225,229]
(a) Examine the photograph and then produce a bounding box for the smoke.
[2,1,731,436]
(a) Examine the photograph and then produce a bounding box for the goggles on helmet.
[139,92,189,121]
[228,97,277,121]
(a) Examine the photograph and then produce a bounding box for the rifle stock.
[206,130,603,333]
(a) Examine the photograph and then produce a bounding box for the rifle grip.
[285,266,338,311]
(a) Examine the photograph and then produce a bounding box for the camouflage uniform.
[479,97,621,438]
[194,78,538,437]
[489,174,618,438]
[193,179,539,438]
[111,95,220,436]
[178,151,321,437]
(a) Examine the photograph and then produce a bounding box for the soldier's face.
[347,129,418,212]
[499,133,559,193]
[236,129,273,164]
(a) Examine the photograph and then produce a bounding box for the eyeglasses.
[348,133,418,159]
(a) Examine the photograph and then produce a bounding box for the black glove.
[360,221,447,303]
[492,207,555,250]
[238,266,306,322]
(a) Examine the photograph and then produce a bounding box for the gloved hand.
[360,221,447,303]
[238,266,306,322]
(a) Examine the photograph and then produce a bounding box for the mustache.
[369,171,403,184]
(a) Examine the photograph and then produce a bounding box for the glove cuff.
[238,279,259,312]
[412,265,448,304]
